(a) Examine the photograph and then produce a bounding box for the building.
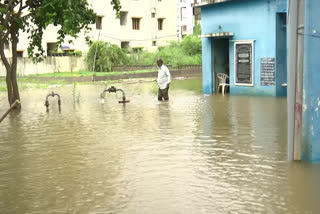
[196,0,288,96]
[4,0,178,58]
[177,0,196,41]
[177,0,202,41]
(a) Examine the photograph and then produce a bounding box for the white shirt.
[157,64,171,89]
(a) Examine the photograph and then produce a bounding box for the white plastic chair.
[217,73,230,95]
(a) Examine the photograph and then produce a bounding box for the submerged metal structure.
[100,86,130,104]
[45,91,61,112]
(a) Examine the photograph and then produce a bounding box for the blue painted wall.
[202,38,214,94]
[201,0,288,96]
[276,0,288,12]
[301,0,320,161]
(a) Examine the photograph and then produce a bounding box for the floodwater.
[0,78,319,214]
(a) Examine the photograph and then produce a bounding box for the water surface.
[0,79,319,214]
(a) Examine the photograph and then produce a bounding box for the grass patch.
[0,69,155,92]
[26,69,155,78]
[0,77,68,92]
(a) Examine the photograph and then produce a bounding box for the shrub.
[126,26,202,67]
[86,41,128,72]
[75,50,82,56]
[180,34,202,56]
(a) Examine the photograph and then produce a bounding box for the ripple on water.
[0,82,318,214]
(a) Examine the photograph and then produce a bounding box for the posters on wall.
[234,42,253,85]
[260,58,275,86]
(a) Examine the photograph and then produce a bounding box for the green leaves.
[86,41,128,72]
[1,0,121,62]
[0,7,6,14]
[110,0,121,18]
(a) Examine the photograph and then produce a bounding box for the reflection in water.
[0,79,319,213]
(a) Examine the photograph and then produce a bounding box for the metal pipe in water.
[45,91,61,111]
[100,86,130,104]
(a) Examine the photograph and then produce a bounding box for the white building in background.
[177,0,201,41]
[4,0,178,58]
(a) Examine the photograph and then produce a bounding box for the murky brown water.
[0,79,320,214]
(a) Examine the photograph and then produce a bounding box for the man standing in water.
[157,58,171,101]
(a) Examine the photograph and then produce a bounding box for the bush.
[86,41,128,72]
[127,51,157,66]
[75,50,82,56]
[180,34,202,56]
[127,26,202,68]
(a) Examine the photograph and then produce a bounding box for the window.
[182,25,187,32]
[151,7,156,18]
[96,16,103,29]
[158,18,164,30]
[234,41,254,86]
[132,18,141,30]
[17,51,23,58]
[181,7,187,21]
[132,48,142,53]
[47,42,57,56]
[152,41,157,46]
[120,11,128,26]
[121,41,129,49]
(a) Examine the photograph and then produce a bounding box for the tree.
[0,0,121,108]
[86,41,129,73]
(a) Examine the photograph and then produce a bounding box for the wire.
[96,29,194,42]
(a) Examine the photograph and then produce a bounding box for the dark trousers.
[158,86,169,101]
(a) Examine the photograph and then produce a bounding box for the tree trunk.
[6,67,14,105]
[10,32,20,108]
[0,41,14,106]
[0,26,21,108]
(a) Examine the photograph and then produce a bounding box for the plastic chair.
[217,73,230,95]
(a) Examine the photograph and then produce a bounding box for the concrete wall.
[0,57,86,77]
[0,57,202,77]
[200,0,288,96]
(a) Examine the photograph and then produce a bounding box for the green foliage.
[86,41,129,72]
[127,51,158,65]
[75,50,82,56]
[0,0,121,62]
[193,23,202,36]
[127,27,202,68]
[180,35,202,56]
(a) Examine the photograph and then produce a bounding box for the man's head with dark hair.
[157,58,163,67]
